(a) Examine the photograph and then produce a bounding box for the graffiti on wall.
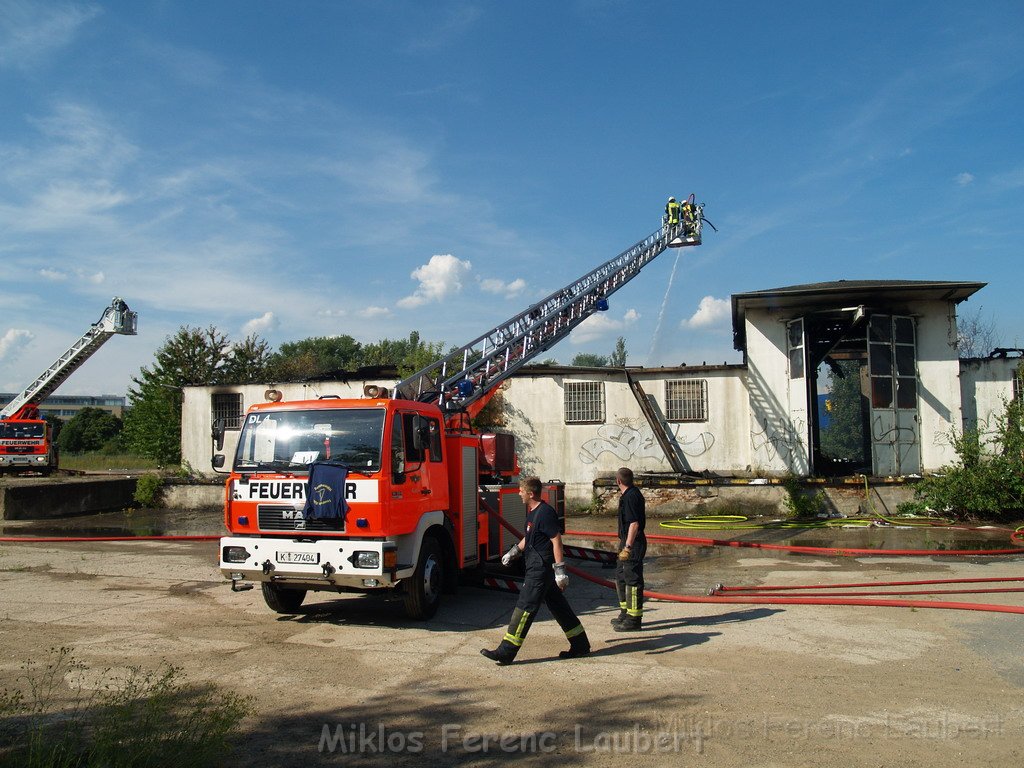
[578,420,715,465]
[750,417,805,466]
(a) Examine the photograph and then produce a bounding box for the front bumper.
[219,536,398,590]
[0,454,49,467]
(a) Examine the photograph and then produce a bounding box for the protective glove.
[554,562,569,590]
[501,545,522,567]
[618,546,631,561]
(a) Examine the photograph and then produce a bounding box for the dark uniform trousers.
[496,552,586,658]
[615,539,645,618]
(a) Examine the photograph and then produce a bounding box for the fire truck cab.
[217,396,507,619]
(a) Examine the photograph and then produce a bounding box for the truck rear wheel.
[404,536,443,620]
[261,583,307,613]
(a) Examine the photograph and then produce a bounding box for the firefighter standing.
[665,196,680,228]
[481,476,591,665]
[611,467,646,631]
[680,196,696,237]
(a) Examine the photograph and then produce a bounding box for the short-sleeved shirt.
[618,485,646,546]
[524,500,560,565]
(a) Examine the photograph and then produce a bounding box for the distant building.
[0,393,126,421]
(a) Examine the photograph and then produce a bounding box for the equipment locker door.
[867,314,921,476]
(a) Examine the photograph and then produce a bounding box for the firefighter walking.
[481,476,591,665]
[611,467,646,631]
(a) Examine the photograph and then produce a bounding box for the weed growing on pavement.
[0,647,251,768]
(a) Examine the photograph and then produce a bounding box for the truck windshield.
[233,408,385,473]
[0,422,45,439]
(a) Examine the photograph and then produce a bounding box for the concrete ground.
[0,511,1021,767]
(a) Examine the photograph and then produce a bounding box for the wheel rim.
[422,554,441,604]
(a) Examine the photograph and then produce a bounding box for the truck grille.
[257,505,344,532]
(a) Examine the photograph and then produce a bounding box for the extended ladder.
[393,220,702,415]
[0,298,138,420]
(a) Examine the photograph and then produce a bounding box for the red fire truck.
[215,211,706,618]
[0,299,137,475]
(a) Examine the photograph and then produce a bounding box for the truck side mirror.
[411,416,428,451]
[212,454,226,470]
[212,420,225,452]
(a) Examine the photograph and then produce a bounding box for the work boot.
[613,616,642,632]
[480,641,517,666]
[609,610,628,627]
[559,634,591,660]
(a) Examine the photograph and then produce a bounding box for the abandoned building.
[180,280,1021,504]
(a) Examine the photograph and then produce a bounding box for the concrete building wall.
[743,308,804,475]
[914,301,964,470]
[960,356,1020,436]
[496,367,749,501]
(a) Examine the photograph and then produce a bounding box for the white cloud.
[0,328,33,362]
[317,309,347,318]
[682,295,730,329]
[955,172,975,186]
[480,277,526,297]
[0,2,100,70]
[81,269,104,284]
[571,308,639,345]
[398,254,471,308]
[39,268,67,281]
[242,311,277,336]
[362,306,392,318]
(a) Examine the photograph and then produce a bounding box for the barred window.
[564,381,605,424]
[212,392,244,430]
[666,379,708,422]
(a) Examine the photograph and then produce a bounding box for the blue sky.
[2,1,1023,397]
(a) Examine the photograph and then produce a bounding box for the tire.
[403,536,443,620]
[261,583,307,613]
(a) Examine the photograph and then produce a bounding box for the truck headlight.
[352,551,380,569]
[223,546,251,563]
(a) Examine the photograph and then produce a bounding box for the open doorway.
[796,310,920,477]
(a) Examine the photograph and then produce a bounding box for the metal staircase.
[393,220,702,415]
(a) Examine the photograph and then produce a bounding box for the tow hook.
[231,579,254,592]
[322,562,336,578]
[262,559,274,575]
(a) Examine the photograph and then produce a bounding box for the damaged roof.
[731,279,986,351]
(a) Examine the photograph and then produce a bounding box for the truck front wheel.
[261,583,307,613]
[403,536,443,620]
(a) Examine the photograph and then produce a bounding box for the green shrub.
[133,474,165,507]
[911,395,1024,520]
[781,475,824,519]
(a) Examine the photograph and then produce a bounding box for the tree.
[609,336,628,367]
[818,359,866,461]
[56,407,122,454]
[223,334,274,383]
[957,305,1000,359]
[570,353,609,367]
[123,325,235,464]
[269,335,363,380]
[362,331,448,377]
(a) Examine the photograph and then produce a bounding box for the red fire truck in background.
[0,299,137,475]
[214,212,706,619]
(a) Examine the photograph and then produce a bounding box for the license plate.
[276,551,320,564]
